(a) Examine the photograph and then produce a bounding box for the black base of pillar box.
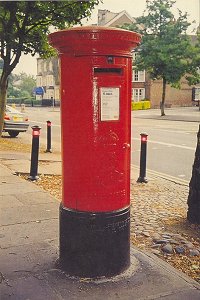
[59,204,130,278]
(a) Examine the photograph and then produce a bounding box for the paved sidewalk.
[0,152,200,299]
[133,107,200,123]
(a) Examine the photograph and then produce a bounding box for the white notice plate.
[100,87,120,121]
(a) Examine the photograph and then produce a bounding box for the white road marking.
[131,138,195,151]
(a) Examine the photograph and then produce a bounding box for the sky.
[13,0,199,76]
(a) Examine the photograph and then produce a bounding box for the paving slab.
[0,164,14,176]
[0,181,42,195]
[1,159,62,175]
[0,201,59,226]
[15,191,59,205]
[0,218,58,248]
[0,241,58,279]
[0,175,25,184]
[0,150,62,175]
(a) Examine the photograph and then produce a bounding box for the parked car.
[3,105,29,137]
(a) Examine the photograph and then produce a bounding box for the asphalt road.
[16,106,199,182]
[131,114,197,182]
[24,106,62,153]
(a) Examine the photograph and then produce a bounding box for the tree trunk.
[0,74,8,137]
[187,125,200,224]
[160,77,167,116]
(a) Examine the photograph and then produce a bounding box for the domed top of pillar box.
[48,26,141,57]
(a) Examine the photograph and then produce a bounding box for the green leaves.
[187,32,200,85]
[135,0,192,85]
[0,0,101,135]
[122,0,197,115]
[0,0,100,76]
[7,72,36,98]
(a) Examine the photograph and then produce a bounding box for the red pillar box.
[49,27,141,278]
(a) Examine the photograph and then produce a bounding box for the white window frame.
[43,61,47,72]
[49,61,53,72]
[37,61,42,73]
[42,76,46,87]
[54,85,60,101]
[132,52,139,61]
[46,75,54,87]
[132,69,145,82]
[46,89,54,100]
[132,88,145,102]
[194,87,200,101]
[36,75,42,87]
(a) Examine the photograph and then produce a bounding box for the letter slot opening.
[94,68,123,75]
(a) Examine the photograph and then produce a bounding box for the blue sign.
[34,87,44,95]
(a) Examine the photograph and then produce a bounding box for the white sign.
[100,87,120,121]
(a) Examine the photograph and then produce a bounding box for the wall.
[150,78,194,108]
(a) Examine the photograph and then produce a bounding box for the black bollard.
[187,125,200,224]
[29,125,41,181]
[137,133,148,183]
[45,120,52,153]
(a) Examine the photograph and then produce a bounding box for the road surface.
[131,115,197,182]
[12,106,199,182]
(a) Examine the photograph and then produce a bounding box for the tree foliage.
[8,73,36,98]
[122,0,195,116]
[0,0,100,135]
[186,31,200,86]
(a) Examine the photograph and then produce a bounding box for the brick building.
[36,57,60,106]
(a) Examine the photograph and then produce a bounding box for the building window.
[44,89,54,100]
[37,61,42,74]
[36,75,42,87]
[54,86,60,101]
[132,52,139,61]
[132,88,145,102]
[43,61,47,72]
[194,87,200,101]
[49,61,53,72]
[132,69,145,82]
[42,76,46,86]
[46,75,54,87]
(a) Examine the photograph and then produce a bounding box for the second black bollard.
[45,120,52,153]
[137,133,148,183]
[29,125,41,181]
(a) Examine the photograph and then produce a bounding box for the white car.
[3,105,29,137]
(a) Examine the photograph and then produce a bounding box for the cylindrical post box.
[49,26,141,278]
